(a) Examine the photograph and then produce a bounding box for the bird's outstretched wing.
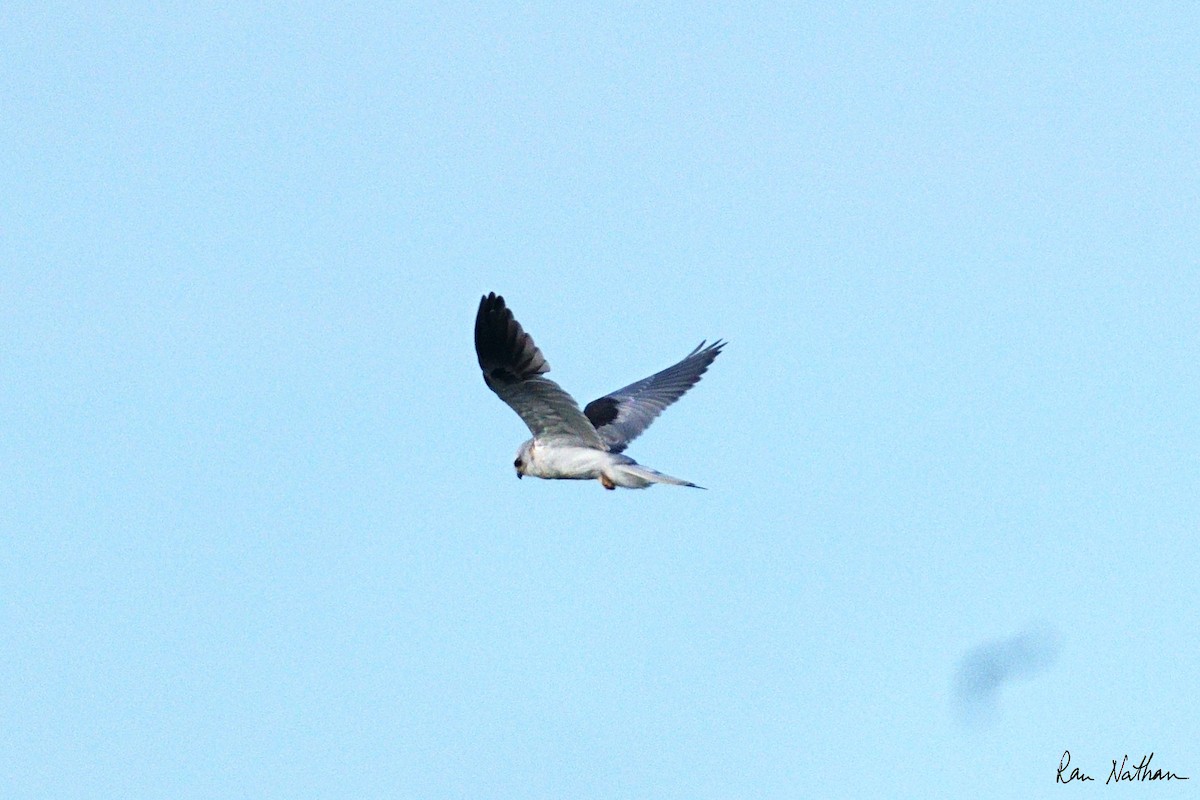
[584,340,725,454]
[475,293,606,448]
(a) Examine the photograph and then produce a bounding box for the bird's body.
[517,441,698,489]
[474,292,724,490]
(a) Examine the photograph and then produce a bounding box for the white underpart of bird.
[474,292,725,490]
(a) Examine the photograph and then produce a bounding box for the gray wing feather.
[584,340,725,454]
[475,293,606,449]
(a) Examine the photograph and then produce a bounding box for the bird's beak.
[517,472,522,479]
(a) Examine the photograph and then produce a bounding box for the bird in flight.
[475,292,725,490]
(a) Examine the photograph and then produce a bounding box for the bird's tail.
[609,461,706,490]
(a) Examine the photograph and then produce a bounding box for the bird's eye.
[513,459,522,468]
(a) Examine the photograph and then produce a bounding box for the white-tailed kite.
[475,292,724,490]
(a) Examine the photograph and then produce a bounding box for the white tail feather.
[609,461,705,490]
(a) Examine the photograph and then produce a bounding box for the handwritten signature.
[1058,750,1189,784]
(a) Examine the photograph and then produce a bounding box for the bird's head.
[513,440,534,479]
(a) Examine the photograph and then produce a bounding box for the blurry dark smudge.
[955,627,1061,725]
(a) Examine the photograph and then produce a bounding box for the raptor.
[474,292,724,490]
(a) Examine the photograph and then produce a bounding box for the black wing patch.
[583,396,620,429]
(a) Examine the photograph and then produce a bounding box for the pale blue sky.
[3,3,1198,798]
